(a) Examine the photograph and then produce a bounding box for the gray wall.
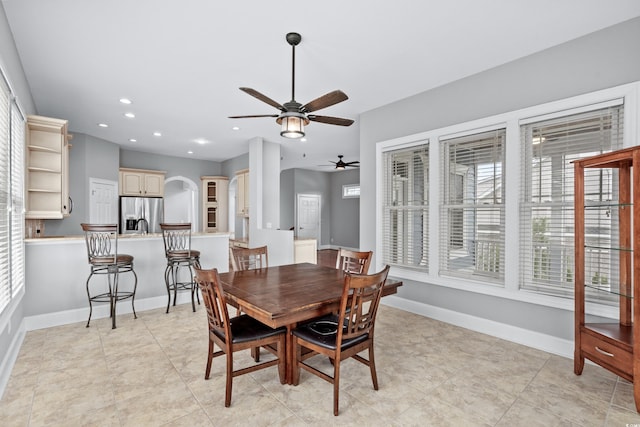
[329,169,359,248]
[279,168,360,249]
[120,148,221,184]
[45,133,120,236]
[359,17,640,343]
[279,169,295,231]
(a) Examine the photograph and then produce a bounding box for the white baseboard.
[24,293,196,331]
[0,321,26,400]
[381,295,574,359]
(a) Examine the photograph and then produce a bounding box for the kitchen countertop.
[25,231,231,243]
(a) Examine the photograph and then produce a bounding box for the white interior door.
[296,194,321,240]
[89,178,118,223]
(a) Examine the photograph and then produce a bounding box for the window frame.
[376,81,640,318]
[0,67,26,324]
[342,184,360,199]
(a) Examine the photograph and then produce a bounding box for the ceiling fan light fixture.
[277,111,309,139]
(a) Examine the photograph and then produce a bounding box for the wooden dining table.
[217,262,402,384]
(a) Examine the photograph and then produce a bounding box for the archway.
[164,176,198,232]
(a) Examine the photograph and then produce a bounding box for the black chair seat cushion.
[167,249,200,261]
[212,314,285,344]
[90,254,134,265]
[292,314,368,350]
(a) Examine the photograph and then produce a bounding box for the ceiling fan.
[229,32,354,139]
[328,155,359,170]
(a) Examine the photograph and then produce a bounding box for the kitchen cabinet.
[25,115,73,219]
[201,176,229,232]
[236,169,249,217]
[294,239,317,264]
[119,168,166,197]
[573,146,640,412]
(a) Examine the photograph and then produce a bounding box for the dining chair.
[335,248,373,274]
[229,245,268,271]
[160,223,201,313]
[291,264,390,416]
[81,223,137,329]
[229,244,269,361]
[194,267,286,407]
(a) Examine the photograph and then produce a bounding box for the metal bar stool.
[161,223,201,312]
[81,223,138,329]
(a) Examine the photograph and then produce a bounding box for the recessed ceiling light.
[232,126,240,131]
[119,98,132,104]
[153,132,162,137]
[97,123,108,128]
[194,138,208,145]
[124,112,135,118]
[129,138,137,142]
[300,138,307,142]
[187,150,194,154]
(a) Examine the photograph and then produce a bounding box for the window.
[0,71,25,315]
[440,129,505,284]
[381,143,428,271]
[342,184,360,198]
[519,104,624,301]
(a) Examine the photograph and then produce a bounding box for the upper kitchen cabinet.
[25,115,73,219]
[119,168,166,197]
[236,168,249,217]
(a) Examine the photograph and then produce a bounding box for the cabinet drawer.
[581,330,632,374]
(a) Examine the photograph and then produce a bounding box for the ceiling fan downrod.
[286,32,301,102]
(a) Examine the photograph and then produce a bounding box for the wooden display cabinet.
[236,169,249,217]
[201,176,228,232]
[25,115,72,219]
[573,146,640,412]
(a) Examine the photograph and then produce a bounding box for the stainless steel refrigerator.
[119,197,164,234]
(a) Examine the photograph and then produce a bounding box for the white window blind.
[519,104,624,300]
[440,129,505,284]
[382,143,428,271]
[0,76,10,311]
[10,98,24,300]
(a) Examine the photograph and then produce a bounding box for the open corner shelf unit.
[573,146,640,412]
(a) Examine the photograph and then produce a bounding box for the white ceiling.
[4,1,640,171]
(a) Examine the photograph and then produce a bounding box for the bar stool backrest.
[81,223,119,265]
[160,223,193,258]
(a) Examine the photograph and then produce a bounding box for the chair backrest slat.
[335,248,372,275]
[338,265,390,342]
[230,245,268,271]
[195,268,231,340]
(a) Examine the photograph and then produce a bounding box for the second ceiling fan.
[229,32,354,139]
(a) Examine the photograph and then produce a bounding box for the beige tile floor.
[2,303,640,426]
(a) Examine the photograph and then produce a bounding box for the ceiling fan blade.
[302,90,348,113]
[239,87,286,112]
[228,114,279,119]
[344,161,360,166]
[308,115,354,126]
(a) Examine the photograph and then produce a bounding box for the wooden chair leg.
[292,337,301,386]
[333,359,340,416]
[277,336,286,384]
[205,340,213,379]
[225,351,233,407]
[368,345,379,390]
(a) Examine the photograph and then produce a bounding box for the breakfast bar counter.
[24,232,230,329]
